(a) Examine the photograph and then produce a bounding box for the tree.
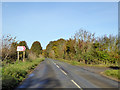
[45,29,119,65]
[45,38,66,59]
[18,41,29,50]
[9,42,18,61]
[2,35,18,63]
[31,41,42,57]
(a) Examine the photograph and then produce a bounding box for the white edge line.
[71,80,81,89]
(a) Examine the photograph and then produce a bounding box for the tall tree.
[31,41,42,57]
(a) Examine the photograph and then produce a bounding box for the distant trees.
[2,29,119,65]
[45,29,119,65]
[30,41,42,57]
[45,38,66,59]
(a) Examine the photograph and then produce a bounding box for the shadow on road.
[16,77,61,89]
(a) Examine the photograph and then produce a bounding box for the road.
[16,58,119,89]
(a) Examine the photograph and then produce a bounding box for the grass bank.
[2,58,45,90]
[103,69,120,81]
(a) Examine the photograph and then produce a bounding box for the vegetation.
[104,70,120,80]
[1,28,119,89]
[1,35,43,64]
[45,29,119,66]
[56,58,118,67]
[2,58,44,90]
[30,41,42,57]
[1,35,18,63]
[45,29,119,79]
[1,35,44,89]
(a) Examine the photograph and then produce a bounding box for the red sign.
[17,46,26,51]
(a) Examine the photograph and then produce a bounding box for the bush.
[28,51,37,60]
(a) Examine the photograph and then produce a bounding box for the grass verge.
[103,69,120,81]
[56,58,118,67]
[2,58,45,90]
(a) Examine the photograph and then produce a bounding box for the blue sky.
[2,2,118,49]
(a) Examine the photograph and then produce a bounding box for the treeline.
[45,30,119,65]
[1,35,43,64]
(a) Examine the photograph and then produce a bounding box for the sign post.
[17,51,19,61]
[23,51,25,62]
[17,46,26,62]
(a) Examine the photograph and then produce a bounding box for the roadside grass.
[56,58,118,67]
[103,69,120,80]
[2,58,45,90]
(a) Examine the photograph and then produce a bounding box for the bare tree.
[2,35,17,62]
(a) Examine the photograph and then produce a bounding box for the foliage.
[45,29,119,65]
[27,50,37,60]
[45,38,66,59]
[30,41,42,57]
[2,58,45,90]
[18,41,29,50]
[2,35,18,63]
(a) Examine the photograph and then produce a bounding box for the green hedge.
[2,58,44,90]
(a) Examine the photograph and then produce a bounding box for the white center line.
[56,65,60,68]
[71,80,81,89]
[53,61,56,65]
[60,69,67,75]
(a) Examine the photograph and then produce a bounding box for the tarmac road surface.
[16,58,119,89]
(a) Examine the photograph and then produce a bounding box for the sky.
[2,2,118,49]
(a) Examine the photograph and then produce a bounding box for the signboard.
[17,46,26,51]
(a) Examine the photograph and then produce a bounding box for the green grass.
[56,58,118,67]
[2,58,45,90]
[104,69,120,80]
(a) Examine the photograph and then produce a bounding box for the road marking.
[60,69,67,75]
[53,61,56,65]
[71,80,81,89]
[52,61,67,76]
[56,65,60,68]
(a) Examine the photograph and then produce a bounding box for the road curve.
[16,58,119,89]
